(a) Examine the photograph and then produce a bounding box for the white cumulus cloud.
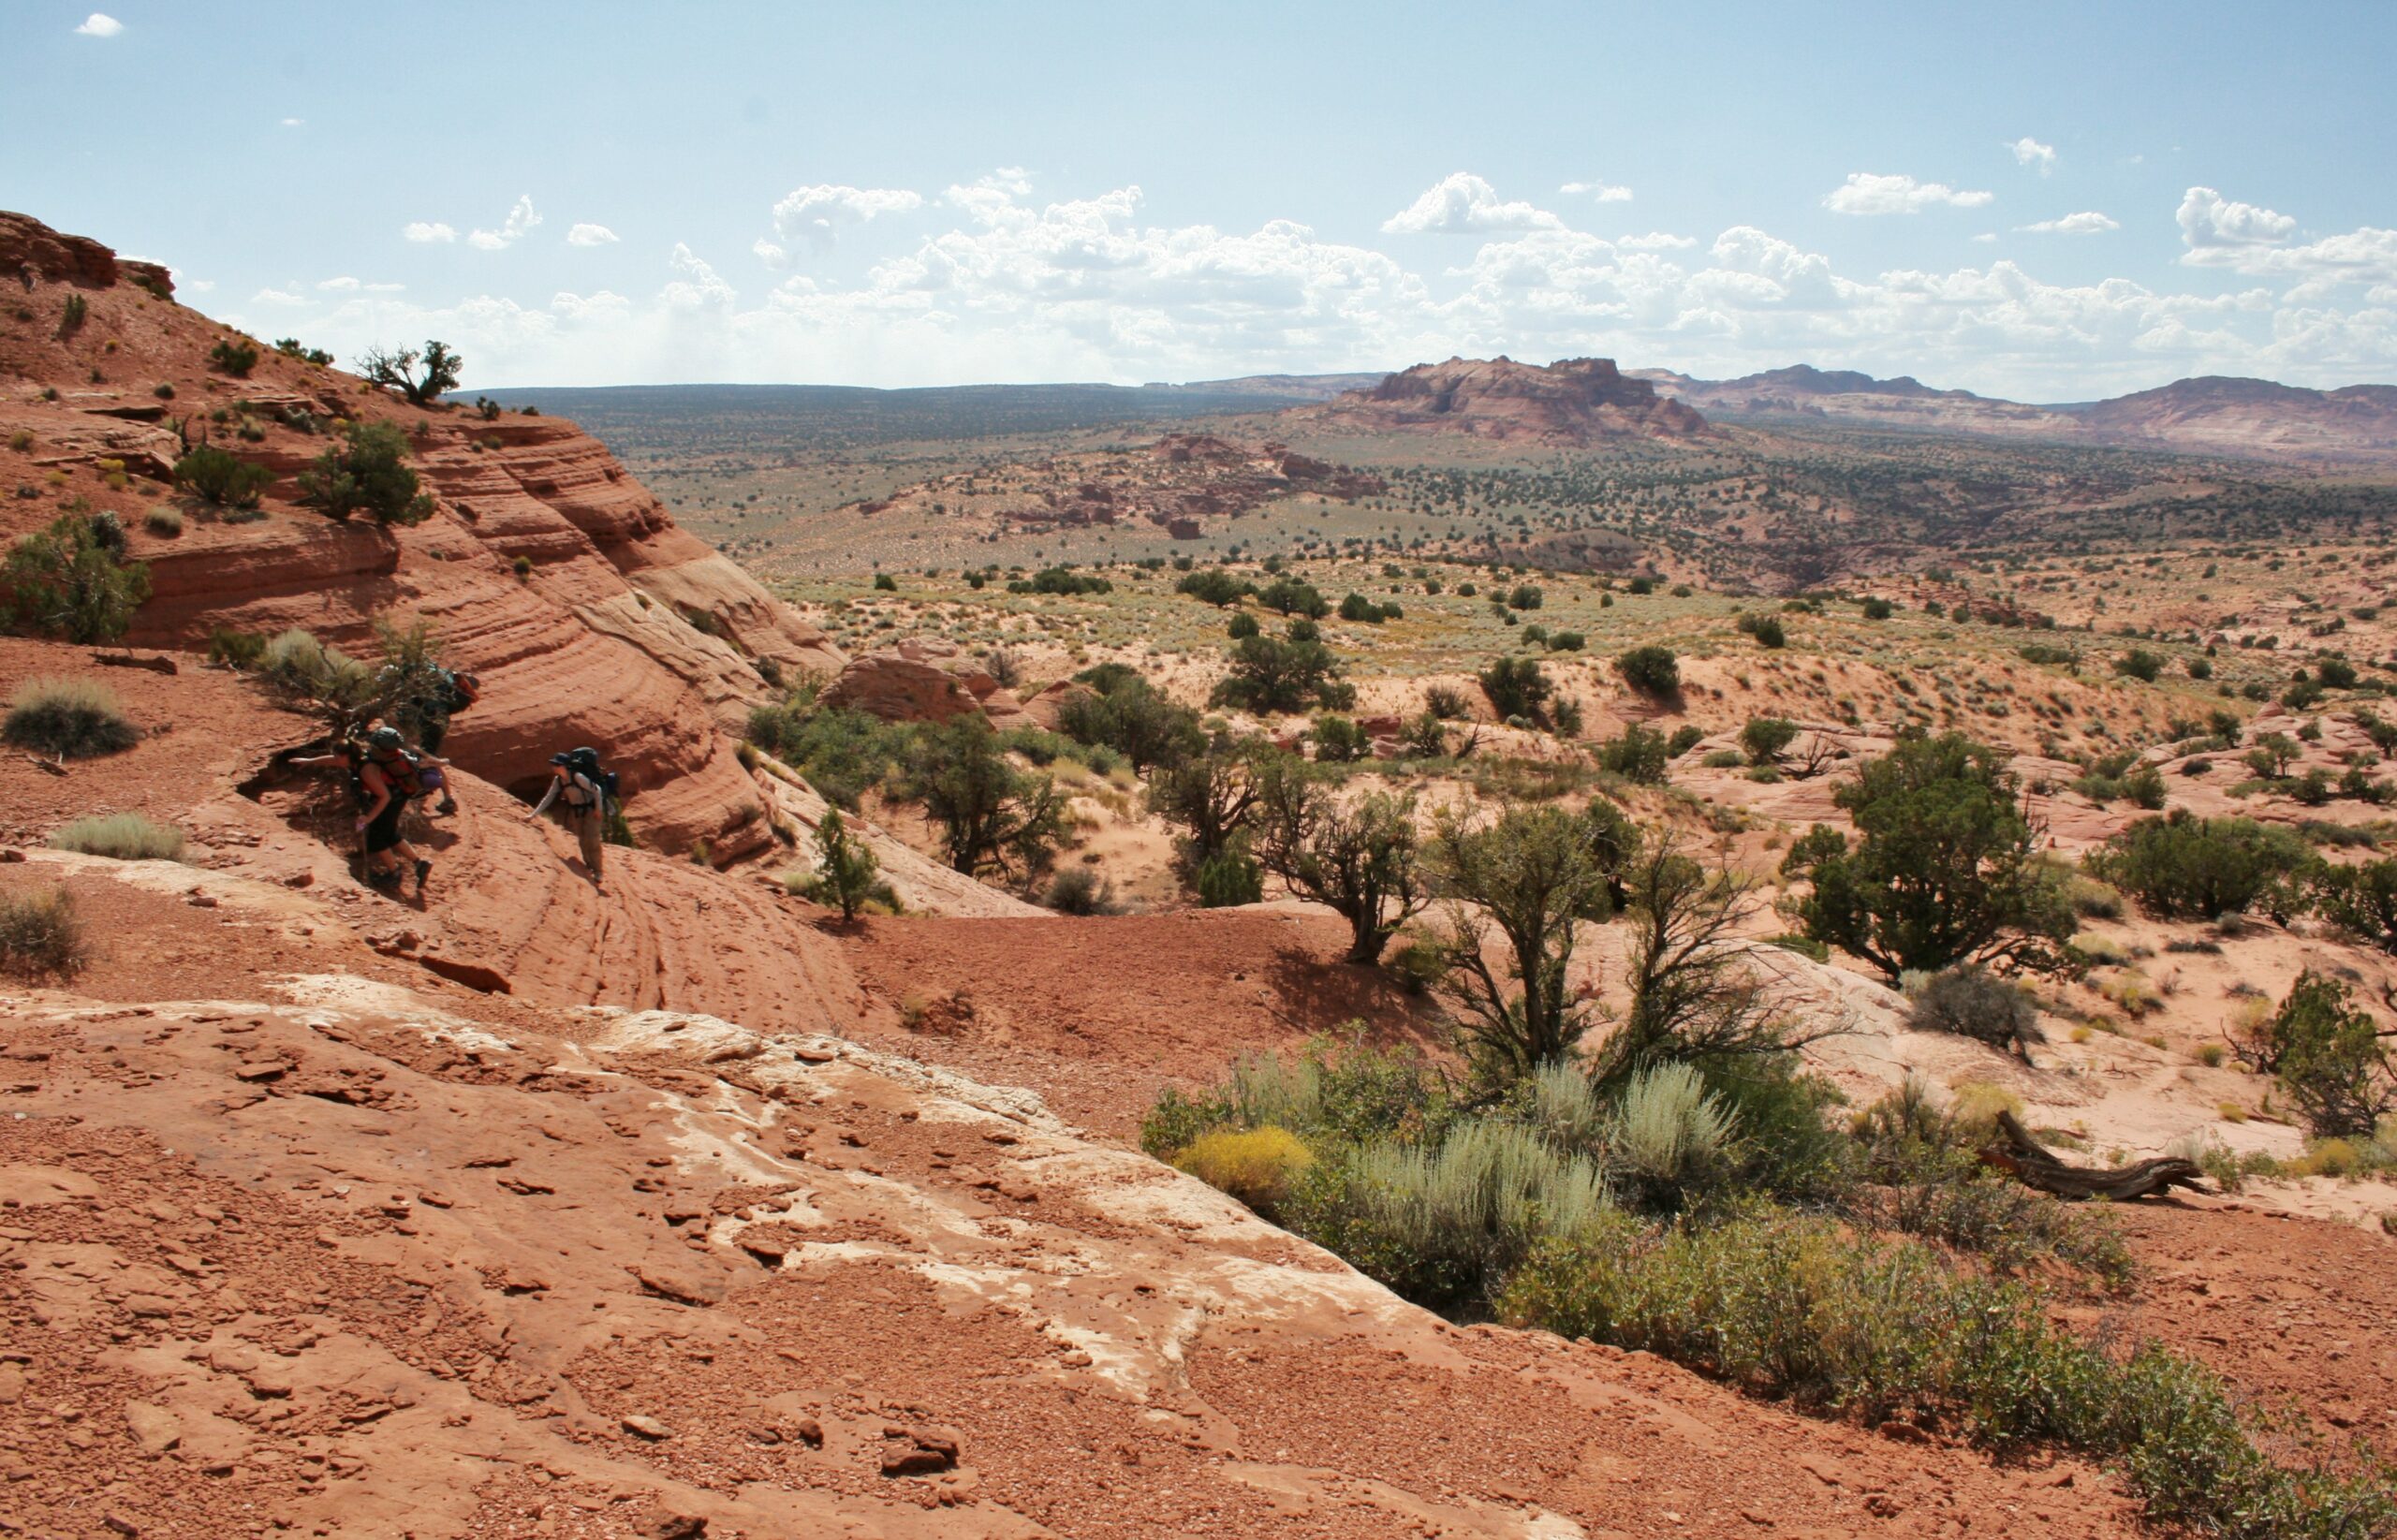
[2175,189,2397,286]
[566,223,620,247]
[1561,180,1634,203]
[1823,173,1995,215]
[1383,172,1566,235]
[468,195,542,251]
[279,117,304,129]
[74,13,122,37]
[2009,137,2057,173]
[752,239,788,269]
[2176,186,2297,250]
[770,184,924,252]
[403,221,457,244]
[2019,211,2120,235]
[661,244,736,309]
[228,171,2397,401]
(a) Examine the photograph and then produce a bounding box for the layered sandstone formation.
[0,211,842,861]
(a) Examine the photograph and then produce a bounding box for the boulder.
[820,639,1031,728]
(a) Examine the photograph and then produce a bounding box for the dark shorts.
[362,799,405,855]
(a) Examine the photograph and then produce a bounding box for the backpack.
[438,667,478,716]
[563,747,619,809]
[344,743,425,806]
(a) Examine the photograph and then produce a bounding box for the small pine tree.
[808,807,881,922]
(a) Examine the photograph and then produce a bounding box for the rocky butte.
[1296,355,1709,444]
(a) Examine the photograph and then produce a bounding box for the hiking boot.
[413,858,432,893]
[435,798,458,815]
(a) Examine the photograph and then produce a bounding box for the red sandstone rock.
[1299,355,1708,444]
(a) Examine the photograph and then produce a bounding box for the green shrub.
[1613,645,1679,698]
[297,421,434,525]
[1737,612,1786,649]
[49,813,184,861]
[1227,610,1260,639]
[1312,713,1370,763]
[1605,1063,1737,1213]
[1212,634,1352,713]
[1175,568,1250,607]
[1057,668,1203,772]
[1421,683,1467,720]
[2086,812,2316,921]
[172,444,272,509]
[1478,654,1550,721]
[0,887,88,979]
[1334,1120,1608,1308]
[142,506,183,536]
[872,572,897,592]
[0,512,152,643]
[1043,865,1117,915]
[2114,649,2163,682]
[1860,596,1894,620]
[1907,966,2040,1050]
[1337,592,1387,623]
[1596,723,1669,784]
[1257,576,1329,617]
[2257,973,2397,1137]
[1194,844,1264,907]
[208,339,260,377]
[4,677,138,759]
[1739,716,1797,766]
[746,702,912,809]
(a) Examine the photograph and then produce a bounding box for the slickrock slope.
[0,638,864,1036]
[1299,357,1707,444]
[0,211,841,861]
[0,853,2158,1540]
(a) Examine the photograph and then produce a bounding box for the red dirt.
[840,909,1447,1135]
[2085,1199,2397,1459]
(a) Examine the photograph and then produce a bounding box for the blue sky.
[7,2,2393,395]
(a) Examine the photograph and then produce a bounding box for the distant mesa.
[1299,356,1708,444]
[1637,360,2397,462]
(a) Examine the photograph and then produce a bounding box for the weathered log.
[1980,1111,2212,1201]
[91,650,176,675]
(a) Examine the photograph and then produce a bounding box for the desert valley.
[6,22,2397,1535]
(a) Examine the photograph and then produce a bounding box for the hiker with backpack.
[528,747,615,884]
[290,725,432,894]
